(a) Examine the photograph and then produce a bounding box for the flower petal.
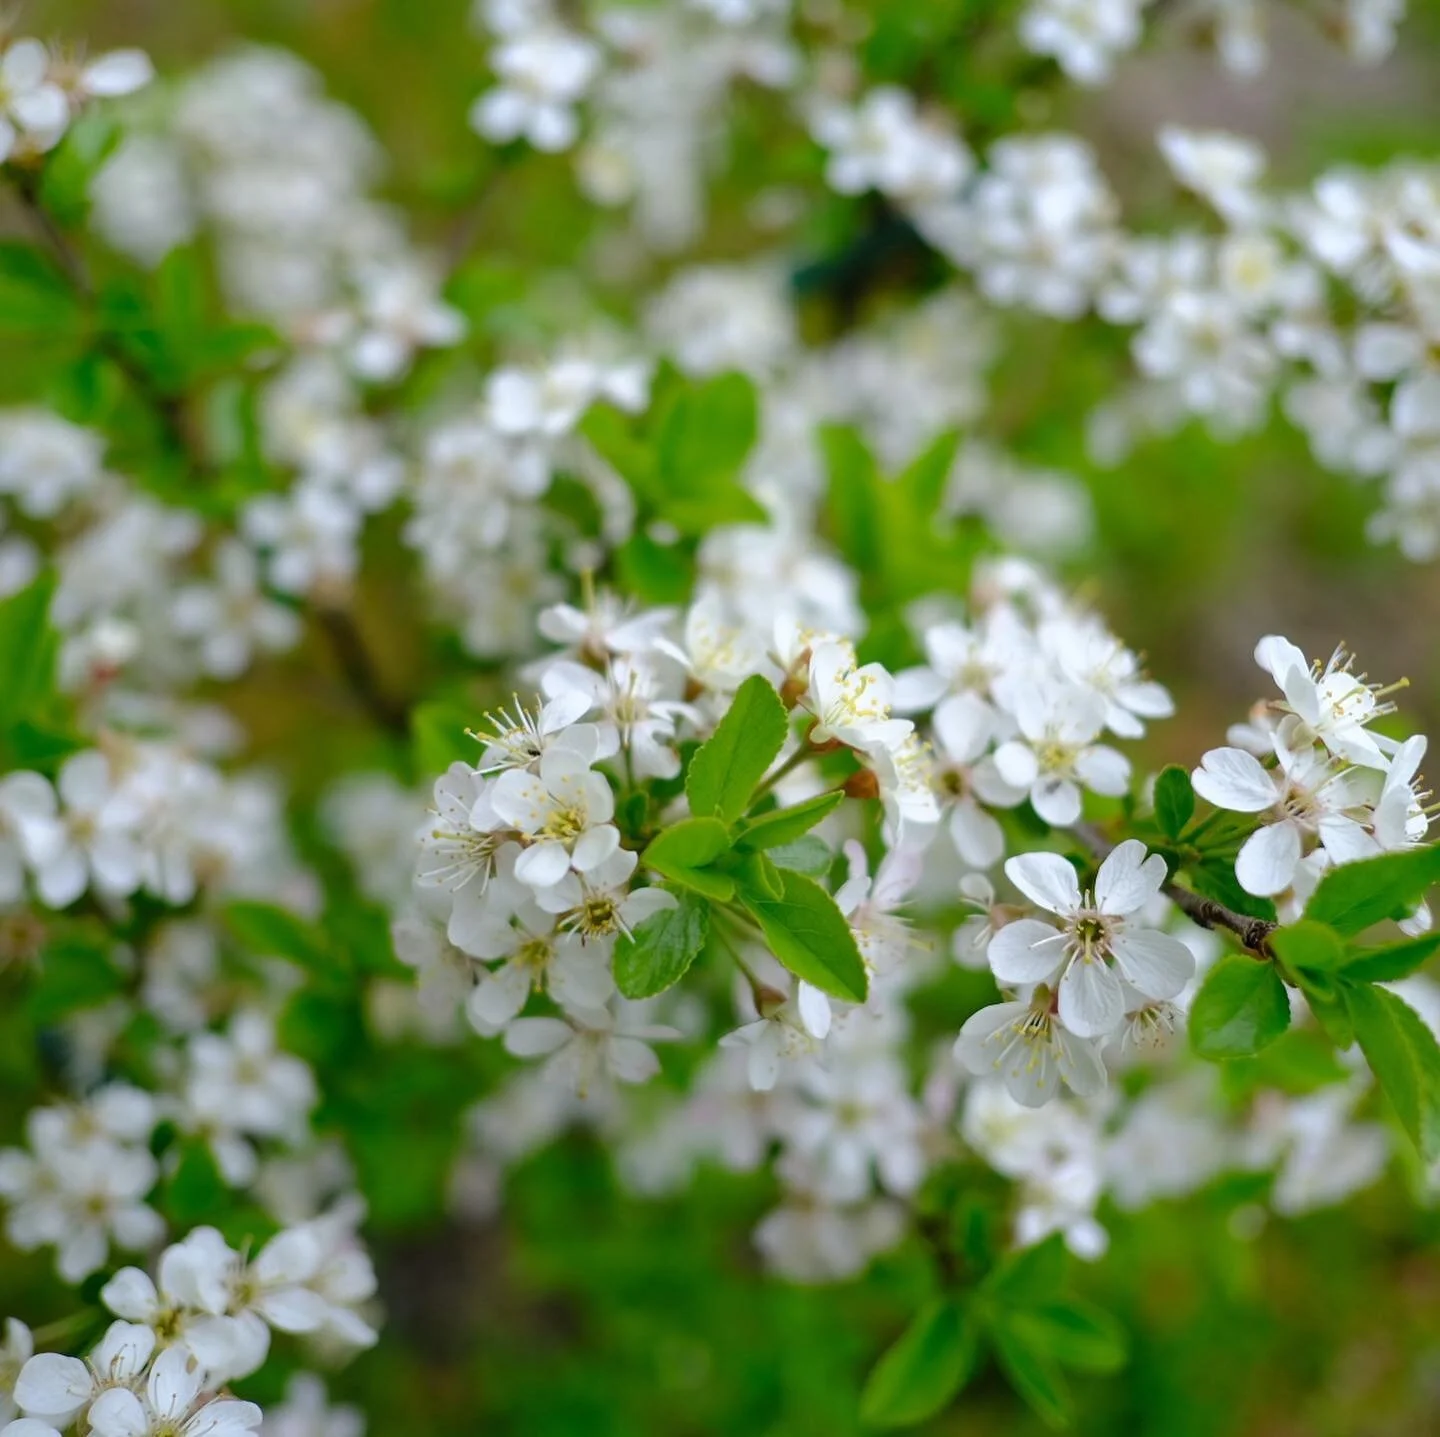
[1005,852,1081,916]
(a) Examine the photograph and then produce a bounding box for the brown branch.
[1070,820,1277,957]
[314,602,409,737]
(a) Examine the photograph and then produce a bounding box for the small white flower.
[86,1344,261,1437]
[988,842,1195,1038]
[954,995,1106,1107]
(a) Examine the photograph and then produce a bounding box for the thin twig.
[1071,820,1277,957]
[314,603,410,737]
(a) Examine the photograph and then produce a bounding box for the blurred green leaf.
[860,1298,978,1428]
[1345,980,1440,1162]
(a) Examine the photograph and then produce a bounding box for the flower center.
[541,805,587,841]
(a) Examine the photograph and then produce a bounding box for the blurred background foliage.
[5,0,1440,1432]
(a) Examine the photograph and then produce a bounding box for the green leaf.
[39,112,120,227]
[820,424,882,575]
[615,531,694,605]
[767,835,834,877]
[1188,955,1291,1059]
[1271,920,1347,976]
[1188,861,1278,923]
[685,675,788,825]
[730,850,785,902]
[736,790,844,850]
[1153,766,1195,841]
[739,868,868,1003]
[1344,980,1440,1162]
[0,242,79,335]
[412,700,477,780]
[984,1234,1068,1306]
[859,1299,978,1428]
[642,817,736,900]
[29,931,124,1022]
[1340,931,1440,983]
[614,892,709,999]
[657,371,758,486]
[1218,1028,1350,1099]
[991,1322,1073,1430]
[224,901,338,976]
[1304,846,1440,937]
[0,573,60,728]
[1006,1301,1128,1375]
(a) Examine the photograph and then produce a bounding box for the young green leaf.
[1344,980,1440,1162]
[984,1233,1068,1306]
[641,818,735,899]
[739,868,868,1003]
[859,1299,979,1429]
[1339,931,1440,984]
[1271,920,1347,976]
[736,790,844,851]
[1153,765,1195,841]
[1304,845,1440,936]
[224,901,337,976]
[614,892,709,999]
[1188,955,1291,1059]
[685,675,788,825]
[729,850,784,903]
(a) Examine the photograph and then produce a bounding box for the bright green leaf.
[642,817,736,900]
[739,868,868,1002]
[985,1234,1068,1306]
[1304,846,1440,937]
[0,573,60,728]
[736,790,844,850]
[1345,979,1440,1162]
[614,892,709,999]
[685,675,788,825]
[767,835,834,877]
[991,1322,1073,1430]
[1188,955,1291,1059]
[1271,920,1347,975]
[1341,931,1440,983]
[860,1299,978,1428]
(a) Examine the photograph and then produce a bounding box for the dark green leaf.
[685,675,788,825]
[984,1234,1068,1306]
[1304,846,1440,937]
[29,931,125,1022]
[860,1299,978,1428]
[739,868,867,1002]
[1188,955,1291,1059]
[736,790,844,850]
[0,242,79,335]
[1007,1301,1128,1374]
[614,892,709,999]
[1153,766,1195,841]
[1344,980,1440,1162]
[991,1322,1073,1430]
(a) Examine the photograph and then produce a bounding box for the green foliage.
[767,834,835,877]
[223,900,343,980]
[860,1298,979,1427]
[1188,955,1291,1059]
[641,817,737,900]
[1153,766,1195,841]
[0,574,61,730]
[736,790,845,849]
[28,929,126,1022]
[685,674,789,825]
[1344,981,1440,1163]
[613,892,709,999]
[1303,847,1440,936]
[739,867,868,1002]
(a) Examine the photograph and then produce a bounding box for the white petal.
[987,919,1066,983]
[468,962,532,1027]
[1192,748,1276,813]
[13,1354,91,1422]
[992,740,1038,789]
[1094,839,1166,915]
[83,50,155,96]
[514,840,570,889]
[1254,635,1308,689]
[797,982,832,1039]
[1004,852,1081,916]
[90,1321,156,1382]
[1074,745,1130,796]
[503,1016,572,1058]
[607,1037,660,1084]
[84,1389,149,1437]
[147,1343,203,1422]
[571,824,619,872]
[1235,820,1302,896]
[183,1399,264,1437]
[1109,928,1194,999]
[1058,958,1125,1038]
[1031,776,1082,826]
